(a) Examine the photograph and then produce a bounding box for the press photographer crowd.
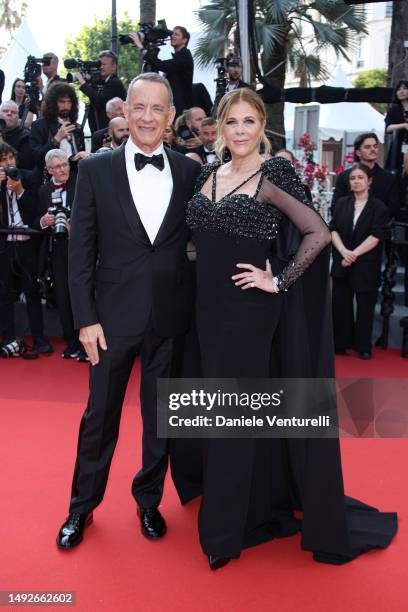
[0,20,407,362]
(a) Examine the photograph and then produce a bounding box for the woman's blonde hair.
[215,88,270,161]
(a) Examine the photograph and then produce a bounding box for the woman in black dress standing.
[385,80,408,181]
[184,88,397,570]
[331,164,390,359]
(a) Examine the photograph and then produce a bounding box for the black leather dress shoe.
[33,335,54,355]
[137,507,167,539]
[208,555,232,570]
[359,351,372,360]
[56,512,93,550]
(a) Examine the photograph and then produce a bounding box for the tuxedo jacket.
[29,117,85,168]
[0,174,39,249]
[331,164,400,218]
[34,175,77,229]
[68,145,201,336]
[80,75,126,133]
[144,48,193,118]
[330,195,390,291]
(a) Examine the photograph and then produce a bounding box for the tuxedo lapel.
[153,148,182,247]
[111,145,151,245]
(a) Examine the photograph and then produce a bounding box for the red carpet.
[0,343,406,611]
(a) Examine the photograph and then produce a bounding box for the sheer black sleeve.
[257,158,331,291]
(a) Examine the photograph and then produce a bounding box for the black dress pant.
[332,277,378,353]
[51,239,76,342]
[69,323,173,514]
[0,239,44,341]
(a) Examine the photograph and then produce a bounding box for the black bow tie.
[134,152,164,172]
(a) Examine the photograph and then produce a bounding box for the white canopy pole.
[238,0,250,82]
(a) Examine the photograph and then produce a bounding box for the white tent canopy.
[284,65,386,145]
[1,18,43,99]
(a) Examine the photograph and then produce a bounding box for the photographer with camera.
[40,52,63,95]
[91,97,125,152]
[34,149,85,360]
[0,100,36,170]
[29,83,87,170]
[72,51,126,134]
[175,106,207,152]
[129,26,193,118]
[185,117,217,165]
[0,142,53,355]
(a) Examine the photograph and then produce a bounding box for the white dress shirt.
[125,138,173,244]
[7,190,29,242]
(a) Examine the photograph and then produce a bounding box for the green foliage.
[354,69,388,114]
[64,13,140,88]
[195,0,367,87]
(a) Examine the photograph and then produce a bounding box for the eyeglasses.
[49,163,69,170]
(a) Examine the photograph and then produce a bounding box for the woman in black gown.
[182,88,397,570]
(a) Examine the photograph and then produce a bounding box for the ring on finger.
[251,281,255,288]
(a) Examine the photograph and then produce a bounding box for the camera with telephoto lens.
[48,192,70,236]
[64,58,104,88]
[23,55,51,106]
[119,19,173,51]
[214,58,229,99]
[2,166,21,181]
[0,338,26,358]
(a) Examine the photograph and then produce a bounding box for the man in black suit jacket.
[90,97,125,152]
[130,26,193,118]
[30,83,87,170]
[75,50,126,134]
[331,132,400,217]
[0,143,52,353]
[56,72,201,549]
[34,149,83,359]
[0,100,36,170]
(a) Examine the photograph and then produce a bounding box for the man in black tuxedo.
[34,149,84,359]
[75,50,126,134]
[331,132,400,217]
[56,72,200,549]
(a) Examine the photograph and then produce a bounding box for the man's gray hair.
[126,73,174,108]
[0,100,18,112]
[43,52,58,63]
[45,149,69,165]
[106,97,124,113]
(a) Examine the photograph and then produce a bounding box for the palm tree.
[195,0,367,147]
[140,0,156,24]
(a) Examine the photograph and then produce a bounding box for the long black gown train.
[171,157,397,564]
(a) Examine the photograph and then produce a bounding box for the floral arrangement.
[334,150,355,175]
[295,132,330,220]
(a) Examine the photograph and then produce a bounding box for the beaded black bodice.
[187,157,330,291]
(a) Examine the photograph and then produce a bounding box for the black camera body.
[64,58,104,88]
[120,19,173,51]
[177,125,195,141]
[3,166,21,182]
[23,55,50,105]
[215,58,229,99]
